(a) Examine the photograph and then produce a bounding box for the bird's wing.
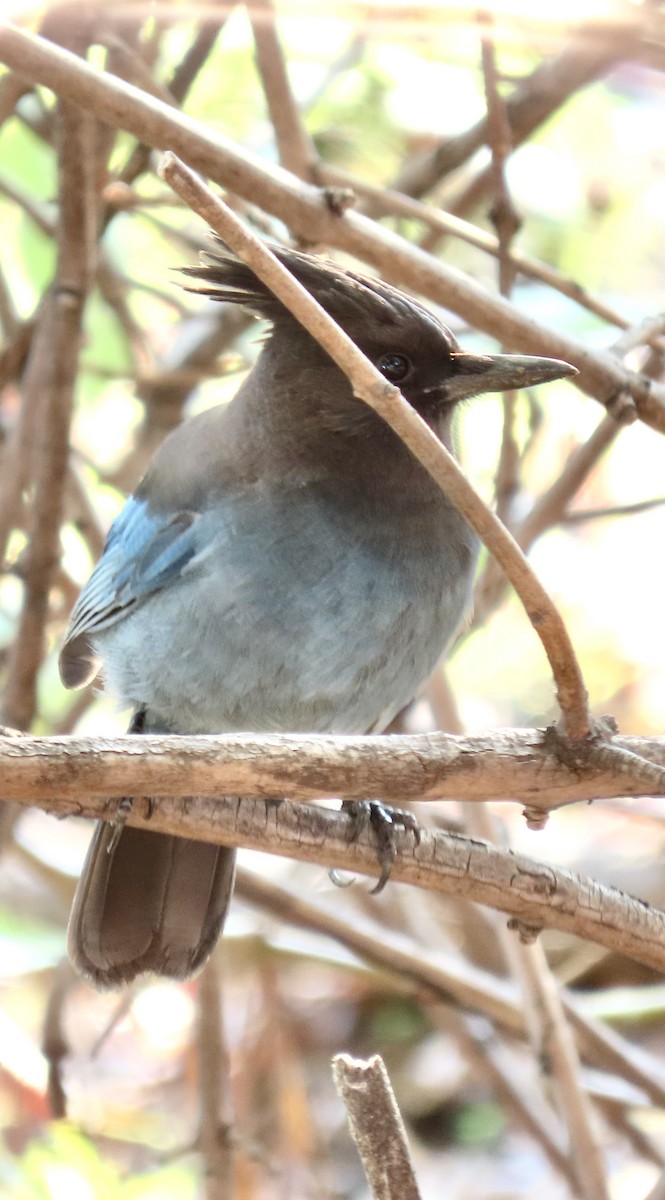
[59,497,202,688]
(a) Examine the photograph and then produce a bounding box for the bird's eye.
[377,353,412,383]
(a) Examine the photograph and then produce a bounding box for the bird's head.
[182,240,576,441]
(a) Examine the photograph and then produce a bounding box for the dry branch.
[3,729,665,806]
[1,98,97,729]
[3,736,665,973]
[235,867,665,1105]
[0,22,663,431]
[332,1054,421,1200]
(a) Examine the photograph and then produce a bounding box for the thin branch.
[96,255,155,376]
[316,162,665,347]
[236,864,665,1115]
[332,1054,421,1200]
[0,24,662,431]
[479,22,522,530]
[111,304,251,492]
[474,411,619,625]
[565,1005,665,1113]
[441,1009,576,1190]
[158,152,591,740]
[518,941,610,1200]
[473,304,665,622]
[197,960,234,1200]
[116,9,234,190]
[439,26,641,224]
[0,64,31,127]
[65,462,107,562]
[0,357,40,570]
[41,958,76,1119]
[391,27,632,200]
[1,100,97,729]
[563,496,665,525]
[236,865,523,1035]
[480,21,521,296]
[238,864,656,1195]
[248,0,315,179]
[0,260,17,337]
[430,678,610,1200]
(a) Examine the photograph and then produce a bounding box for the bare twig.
[430,679,609,1200]
[0,260,17,337]
[117,10,234,190]
[391,28,631,200]
[480,21,520,296]
[565,1005,665,1112]
[248,0,315,179]
[519,942,610,1200]
[41,958,76,1119]
[562,496,665,524]
[236,865,522,1030]
[332,1054,421,1200]
[442,1009,575,1189]
[474,296,665,620]
[441,27,639,224]
[479,22,522,530]
[316,162,665,346]
[0,64,31,127]
[237,865,653,1195]
[1,101,97,729]
[197,960,234,1200]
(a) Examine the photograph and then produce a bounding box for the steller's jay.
[60,242,575,988]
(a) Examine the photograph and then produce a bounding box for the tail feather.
[68,822,236,988]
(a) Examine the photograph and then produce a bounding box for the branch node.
[604,388,637,425]
[544,717,665,796]
[522,804,549,831]
[507,917,543,945]
[322,185,356,216]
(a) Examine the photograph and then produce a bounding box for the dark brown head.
[182,240,576,445]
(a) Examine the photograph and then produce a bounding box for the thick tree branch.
[3,737,665,973]
[2,729,665,806]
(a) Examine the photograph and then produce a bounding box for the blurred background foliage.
[1,2,665,1198]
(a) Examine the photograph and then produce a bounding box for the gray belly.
[95,498,477,735]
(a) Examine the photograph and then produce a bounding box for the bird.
[59,240,575,988]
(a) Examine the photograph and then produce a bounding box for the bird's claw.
[342,799,420,894]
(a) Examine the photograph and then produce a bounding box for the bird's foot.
[340,799,420,894]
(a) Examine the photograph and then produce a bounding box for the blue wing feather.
[60,497,201,687]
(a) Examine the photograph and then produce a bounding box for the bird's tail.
[68,711,235,989]
[68,824,236,989]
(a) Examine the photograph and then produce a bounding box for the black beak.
[447,352,577,401]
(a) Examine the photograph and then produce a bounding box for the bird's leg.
[106,705,148,855]
[340,799,421,894]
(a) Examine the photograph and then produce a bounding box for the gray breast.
[94,487,477,735]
